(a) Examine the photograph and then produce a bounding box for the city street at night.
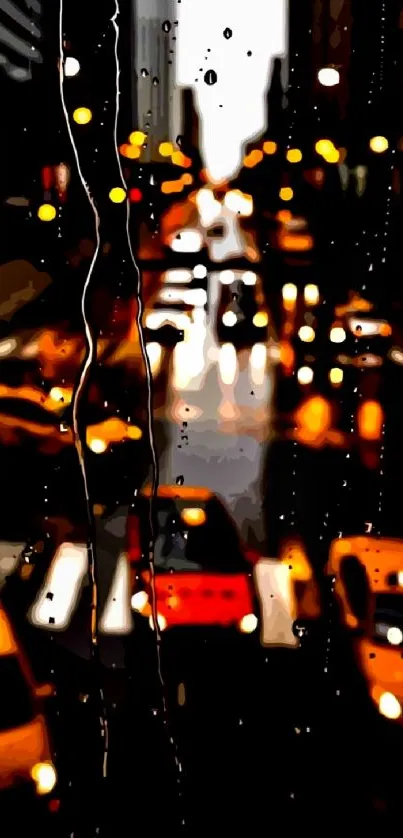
[1,0,403,835]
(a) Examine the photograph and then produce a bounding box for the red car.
[128,485,259,633]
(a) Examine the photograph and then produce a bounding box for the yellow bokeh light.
[120,143,140,159]
[244,149,264,168]
[31,762,57,795]
[329,367,343,385]
[280,187,293,202]
[325,147,340,164]
[172,150,192,167]
[263,141,277,155]
[109,187,127,204]
[181,173,193,185]
[73,107,92,125]
[315,139,333,156]
[161,180,184,194]
[286,148,303,163]
[129,130,146,146]
[304,284,320,305]
[127,424,143,440]
[369,135,388,153]
[159,141,174,157]
[181,507,207,526]
[89,438,108,453]
[282,283,298,303]
[37,203,56,222]
[253,311,269,328]
[298,325,315,342]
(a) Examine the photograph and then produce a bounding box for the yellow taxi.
[327,535,403,723]
[0,604,57,806]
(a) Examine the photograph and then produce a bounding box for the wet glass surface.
[1,0,403,835]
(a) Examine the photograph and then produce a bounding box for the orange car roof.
[141,485,212,501]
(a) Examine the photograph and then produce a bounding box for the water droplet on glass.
[204,69,217,85]
[176,475,184,486]
[223,27,232,39]
[247,50,252,56]
[162,20,171,32]
[176,134,184,147]
[140,68,148,77]
[152,77,159,86]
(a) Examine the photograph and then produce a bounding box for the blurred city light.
[170,230,203,252]
[72,107,92,125]
[64,56,80,77]
[378,691,402,720]
[286,148,302,163]
[131,591,149,613]
[220,270,235,285]
[240,271,256,287]
[193,264,207,279]
[149,613,167,632]
[250,343,267,386]
[303,284,319,305]
[89,438,108,453]
[145,342,163,375]
[239,613,258,633]
[224,189,253,216]
[298,325,315,342]
[159,141,174,156]
[318,66,340,87]
[387,626,403,646]
[37,203,56,222]
[181,173,193,185]
[183,288,208,307]
[253,312,269,328]
[219,343,238,385]
[222,311,238,327]
[357,400,383,441]
[263,140,277,155]
[31,762,57,795]
[297,366,314,384]
[99,553,132,635]
[315,139,339,163]
[120,143,141,159]
[29,544,88,630]
[330,326,346,343]
[296,396,331,442]
[109,187,126,203]
[282,283,298,303]
[129,130,146,146]
[279,187,293,202]
[164,269,193,284]
[161,179,184,194]
[196,189,222,226]
[181,507,207,526]
[369,135,388,153]
[54,163,70,200]
[243,149,263,168]
[329,367,343,385]
[129,187,142,202]
[172,151,192,167]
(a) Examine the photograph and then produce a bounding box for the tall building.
[132,0,182,161]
